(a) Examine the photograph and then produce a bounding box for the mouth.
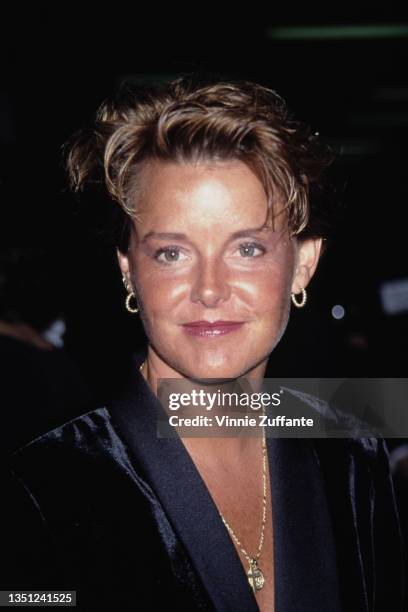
[181,320,245,338]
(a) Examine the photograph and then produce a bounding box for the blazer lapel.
[109,351,259,611]
[268,436,343,612]
[109,351,343,612]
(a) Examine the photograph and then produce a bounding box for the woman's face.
[118,159,322,380]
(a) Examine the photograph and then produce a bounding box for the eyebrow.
[141,225,270,243]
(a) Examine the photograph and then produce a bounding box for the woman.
[0,74,405,611]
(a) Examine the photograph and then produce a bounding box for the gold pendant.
[247,558,265,592]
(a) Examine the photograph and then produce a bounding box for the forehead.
[131,159,287,233]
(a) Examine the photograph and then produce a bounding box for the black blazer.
[0,351,405,611]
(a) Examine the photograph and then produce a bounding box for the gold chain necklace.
[139,358,267,593]
[219,421,267,594]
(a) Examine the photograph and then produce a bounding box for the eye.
[238,242,266,257]
[154,246,187,264]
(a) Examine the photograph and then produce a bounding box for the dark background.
[1,8,407,404]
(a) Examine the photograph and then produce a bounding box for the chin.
[181,359,251,383]
[184,371,239,384]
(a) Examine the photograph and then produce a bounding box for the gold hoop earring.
[125,291,139,314]
[291,288,307,308]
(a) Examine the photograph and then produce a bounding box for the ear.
[291,237,323,294]
[116,247,131,289]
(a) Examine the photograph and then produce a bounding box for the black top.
[0,350,405,611]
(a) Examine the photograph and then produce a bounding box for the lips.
[181,320,245,337]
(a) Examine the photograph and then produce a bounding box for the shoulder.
[10,406,118,468]
[282,386,388,460]
[7,406,156,519]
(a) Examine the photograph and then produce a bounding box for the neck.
[139,347,268,464]
[141,347,267,391]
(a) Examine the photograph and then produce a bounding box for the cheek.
[139,276,185,311]
[134,271,185,333]
[243,261,294,344]
[255,275,292,334]
[239,240,295,303]
[256,269,291,300]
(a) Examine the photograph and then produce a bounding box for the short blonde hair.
[63,73,335,251]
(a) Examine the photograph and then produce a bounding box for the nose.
[190,257,231,308]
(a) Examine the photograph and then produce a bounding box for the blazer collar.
[108,350,343,612]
